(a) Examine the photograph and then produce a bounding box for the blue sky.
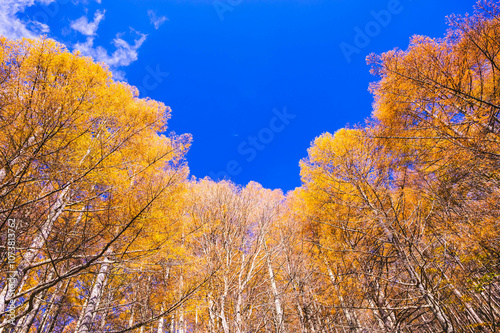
[0,0,478,192]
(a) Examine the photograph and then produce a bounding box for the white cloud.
[148,10,168,30]
[74,28,147,77]
[70,9,105,36]
[0,0,145,79]
[72,35,95,54]
[0,0,55,39]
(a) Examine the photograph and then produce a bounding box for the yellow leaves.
[369,11,500,166]
[0,35,192,301]
[300,128,382,211]
[305,129,360,163]
[2,5,500,329]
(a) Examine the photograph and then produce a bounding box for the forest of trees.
[1,1,499,332]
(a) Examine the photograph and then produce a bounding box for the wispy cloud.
[0,0,146,80]
[74,28,147,78]
[0,0,55,39]
[148,10,168,30]
[70,9,105,36]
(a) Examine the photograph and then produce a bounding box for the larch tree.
[1,1,500,332]
[0,37,194,332]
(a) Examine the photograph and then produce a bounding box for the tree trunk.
[266,252,284,332]
[157,305,164,333]
[77,257,112,333]
[0,186,70,315]
[98,282,113,332]
[220,277,230,333]
[323,259,361,333]
[18,271,55,333]
[208,293,217,333]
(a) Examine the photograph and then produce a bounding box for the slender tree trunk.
[266,251,284,332]
[179,309,185,333]
[77,257,112,333]
[98,283,114,332]
[36,278,70,333]
[45,302,62,333]
[195,308,198,332]
[128,305,136,329]
[442,272,484,326]
[366,279,396,332]
[365,200,455,333]
[157,305,164,333]
[90,272,108,324]
[208,293,217,333]
[18,271,55,333]
[295,299,307,333]
[0,186,70,315]
[220,276,230,333]
[75,280,92,332]
[323,259,361,333]
[397,242,454,333]
[236,260,245,333]
[170,314,175,333]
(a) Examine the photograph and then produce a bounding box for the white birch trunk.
[77,257,112,333]
[179,309,185,333]
[266,252,284,332]
[365,196,455,333]
[99,286,113,332]
[37,278,70,333]
[18,271,55,333]
[157,305,164,333]
[324,261,361,333]
[0,186,70,315]
[208,294,217,333]
[170,314,175,333]
[220,276,230,333]
[235,256,245,333]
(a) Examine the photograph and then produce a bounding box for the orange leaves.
[368,7,500,166]
[2,2,500,330]
[0,36,194,331]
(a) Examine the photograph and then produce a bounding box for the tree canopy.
[1,1,500,332]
